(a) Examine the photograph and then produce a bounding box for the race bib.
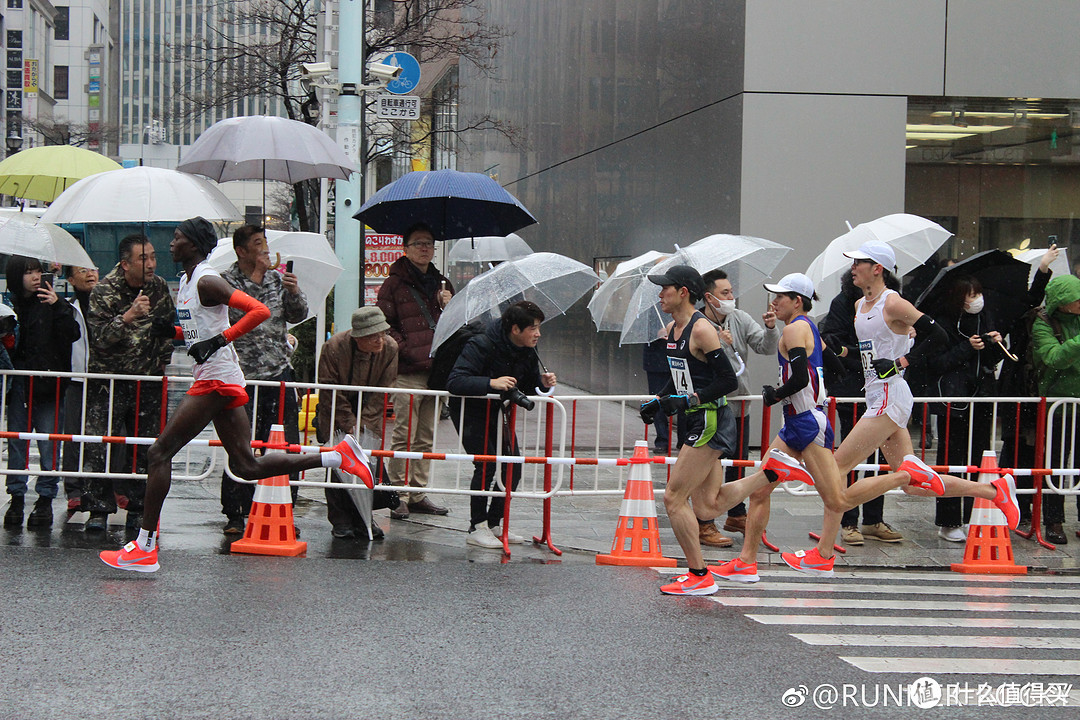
[177,308,200,347]
[859,339,876,380]
[667,356,695,395]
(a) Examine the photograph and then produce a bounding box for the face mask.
[713,299,736,316]
[964,294,985,314]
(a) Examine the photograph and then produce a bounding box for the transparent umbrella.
[806,213,952,315]
[588,250,670,332]
[0,216,93,268]
[618,234,791,345]
[431,252,599,354]
[446,234,533,264]
[206,230,343,326]
[41,166,242,224]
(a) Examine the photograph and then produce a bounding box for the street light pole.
[334,0,366,330]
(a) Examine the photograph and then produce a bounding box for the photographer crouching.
[446,301,557,549]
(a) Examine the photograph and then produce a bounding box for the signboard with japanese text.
[364,232,404,305]
[376,94,420,120]
[23,59,37,94]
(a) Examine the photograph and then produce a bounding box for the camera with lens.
[501,387,535,411]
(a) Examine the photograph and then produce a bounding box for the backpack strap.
[405,284,437,331]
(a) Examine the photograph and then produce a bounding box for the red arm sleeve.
[221,290,270,343]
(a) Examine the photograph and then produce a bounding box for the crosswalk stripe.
[841,657,1080,675]
[715,580,1078,599]
[661,566,1080,585]
[747,614,1080,630]
[795,633,1080,649]
[709,596,1080,613]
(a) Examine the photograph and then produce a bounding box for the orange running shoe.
[899,454,944,495]
[100,541,159,573]
[335,434,374,489]
[764,448,814,485]
[708,558,760,583]
[781,547,835,578]
[660,572,718,596]
[991,474,1020,530]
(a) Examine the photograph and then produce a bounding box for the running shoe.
[898,454,944,495]
[708,558,760,583]
[99,542,159,573]
[781,547,835,577]
[991,474,1020,530]
[334,434,374,489]
[763,448,814,485]
[660,571,718,596]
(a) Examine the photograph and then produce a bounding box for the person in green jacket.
[1031,274,1080,544]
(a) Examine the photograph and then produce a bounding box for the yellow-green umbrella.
[0,145,121,202]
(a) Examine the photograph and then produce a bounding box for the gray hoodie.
[704,307,780,401]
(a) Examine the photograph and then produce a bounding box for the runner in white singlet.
[100,217,374,574]
[783,241,1021,577]
[854,287,914,428]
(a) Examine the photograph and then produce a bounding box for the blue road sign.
[378,52,421,95]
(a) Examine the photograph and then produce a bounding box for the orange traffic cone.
[596,441,677,567]
[951,450,1026,575]
[231,424,307,557]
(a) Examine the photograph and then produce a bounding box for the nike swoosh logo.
[118,554,150,566]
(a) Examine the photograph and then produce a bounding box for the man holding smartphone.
[83,234,176,535]
[219,225,308,535]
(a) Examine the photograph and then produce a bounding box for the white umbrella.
[618,234,791,345]
[1015,247,1070,284]
[588,250,670,332]
[41,166,242,224]
[0,216,93,268]
[431,252,599,354]
[178,116,355,184]
[446,234,533,264]
[806,213,952,315]
[207,230,343,325]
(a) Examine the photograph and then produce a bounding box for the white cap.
[843,241,896,270]
[763,272,816,300]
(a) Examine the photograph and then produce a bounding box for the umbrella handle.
[535,386,554,397]
[995,338,1018,362]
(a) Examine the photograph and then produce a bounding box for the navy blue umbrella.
[353,169,537,240]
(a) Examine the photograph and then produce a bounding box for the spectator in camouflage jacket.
[82,234,177,535]
[218,225,308,535]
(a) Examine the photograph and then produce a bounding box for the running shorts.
[864,377,913,429]
[681,403,737,455]
[778,407,834,452]
[187,379,249,410]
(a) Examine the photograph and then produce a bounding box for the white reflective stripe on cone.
[618,498,658,519]
[252,484,292,505]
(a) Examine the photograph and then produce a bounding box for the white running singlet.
[176,261,245,385]
[854,288,914,427]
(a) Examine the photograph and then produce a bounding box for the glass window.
[7,0,23,8]
[55,7,70,41]
[906,97,1080,261]
[53,66,68,100]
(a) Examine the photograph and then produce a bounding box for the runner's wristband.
[221,290,270,343]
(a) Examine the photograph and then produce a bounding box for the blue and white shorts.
[778,407,834,452]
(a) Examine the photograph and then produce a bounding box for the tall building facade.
[112,0,284,164]
[458,0,1080,395]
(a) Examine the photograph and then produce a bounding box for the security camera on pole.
[329,4,420,332]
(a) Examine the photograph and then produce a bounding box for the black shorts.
[680,403,737,456]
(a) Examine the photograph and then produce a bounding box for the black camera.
[980,334,995,347]
[502,387,535,411]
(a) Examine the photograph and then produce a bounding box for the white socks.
[136,527,156,551]
[322,450,342,468]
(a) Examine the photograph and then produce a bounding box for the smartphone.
[40,272,54,288]
[285,260,294,274]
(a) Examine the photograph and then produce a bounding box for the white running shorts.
[864,378,914,429]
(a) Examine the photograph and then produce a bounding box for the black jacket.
[446,319,548,424]
[928,310,1004,401]
[11,294,80,398]
[819,288,863,398]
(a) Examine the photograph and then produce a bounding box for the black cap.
[648,264,705,300]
